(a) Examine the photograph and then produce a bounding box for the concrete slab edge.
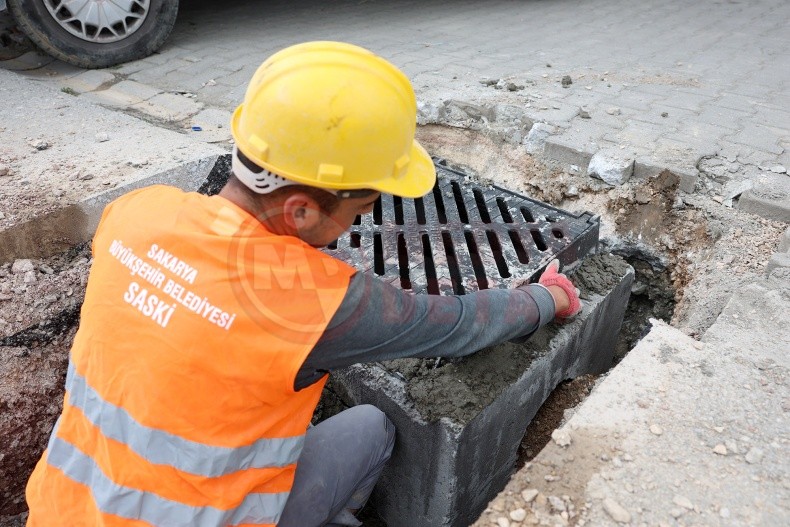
[0,155,222,263]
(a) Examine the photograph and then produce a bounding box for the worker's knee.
[345,404,395,458]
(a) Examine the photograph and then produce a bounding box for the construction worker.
[25,42,581,527]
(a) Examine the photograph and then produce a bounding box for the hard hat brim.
[371,140,437,199]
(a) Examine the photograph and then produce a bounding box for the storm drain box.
[322,161,633,527]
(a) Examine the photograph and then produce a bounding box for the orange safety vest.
[25,185,355,527]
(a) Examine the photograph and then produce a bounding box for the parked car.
[3,0,178,68]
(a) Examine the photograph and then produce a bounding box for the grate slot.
[520,205,535,223]
[473,189,492,223]
[353,215,362,226]
[420,234,440,295]
[414,197,427,225]
[327,239,338,250]
[350,232,361,248]
[451,181,470,224]
[552,228,564,239]
[393,196,404,225]
[508,230,530,264]
[496,198,514,223]
[485,231,511,278]
[397,233,411,290]
[531,229,548,251]
[463,231,489,290]
[432,184,448,224]
[373,196,383,225]
[373,233,385,275]
[441,231,466,295]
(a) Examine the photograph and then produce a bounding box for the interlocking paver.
[1,0,788,190]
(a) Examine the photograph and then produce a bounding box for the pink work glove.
[539,259,582,319]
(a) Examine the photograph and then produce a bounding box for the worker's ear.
[282,193,322,231]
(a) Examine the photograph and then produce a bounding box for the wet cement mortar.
[380,253,630,425]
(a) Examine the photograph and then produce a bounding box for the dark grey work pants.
[278,405,396,527]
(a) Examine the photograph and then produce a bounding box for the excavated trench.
[2,124,785,526]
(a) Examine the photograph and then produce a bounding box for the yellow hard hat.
[230,41,436,198]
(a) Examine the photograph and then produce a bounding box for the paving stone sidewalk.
[1,0,788,216]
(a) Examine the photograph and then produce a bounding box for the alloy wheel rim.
[43,0,151,44]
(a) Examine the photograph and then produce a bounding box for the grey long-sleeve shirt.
[295,273,556,390]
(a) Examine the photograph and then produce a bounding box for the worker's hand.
[539,259,582,319]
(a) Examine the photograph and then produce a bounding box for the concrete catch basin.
[329,255,633,527]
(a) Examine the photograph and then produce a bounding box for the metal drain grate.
[324,160,600,295]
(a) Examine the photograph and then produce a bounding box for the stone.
[0,167,11,177]
[744,447,764,464]
[769,165,787,173]
[579,107,591,119]
[602,498,631,523]
[548,496,566,512]
[509,508,527,522]
[606,107,621,116]
[766,253,790,276]
[521,489,539,503]
[11,259,34,274]
[649,424,663,436]
[713,444,728,455]
[496,517,511,527]
[524,123,554,154]
[551,429,572,447]
[587,150,634,185]
[95,132,110,143]
[23,270,37,284]
[561,75,572,87]
[738,172,790,222]
[673,495,694,509]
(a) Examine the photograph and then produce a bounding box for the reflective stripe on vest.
[65,362,303,476]
[46,434,288,526]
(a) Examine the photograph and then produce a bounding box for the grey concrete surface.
[0,69,225,263]
[2,0,789,219]
[331,264,633,527]
[473,276,790,526]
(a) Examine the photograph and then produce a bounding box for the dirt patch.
[517,375,598,464]
[0,245,90,520]
[381,254,626,424]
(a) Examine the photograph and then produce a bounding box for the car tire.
[7,0,179,69]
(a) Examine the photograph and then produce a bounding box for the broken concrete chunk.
[509,508,527,522]
[524,123,554,154]
[713,444,728,455]
[521,489,539,503]
[673,495,694,510]
[11,259,35,274]
[588,149,634,185]
[744,447,764,464]
[561,75,573,88]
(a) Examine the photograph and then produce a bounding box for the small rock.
[95,132,110,143]
[11,259,35,274]
[496,517,511,527]
[0,166,12,177]
[521,489,539,503]
[670,507,686,518]
[80,174,95,181]
[509,508,527,522]
[602,498,631,523]
[565,185,579,197]
[0,212,5,220]
[673,495,694,509]
[492,499,506,512]
[769,165,787,174]
[548,496,566,512]
[606,107,621,116]
[587,149,634,185]
[561,75,572,88]
[745,447,764,464]
[635,190,651,204]
[661,112,669,117]
[713,444,728,455]
[649,424,664,436]
[578,107,591,119]
[24,270,37,284]
[551,429,572,447]
[720,507,731,518]
[31,139,51,150]
[39,264,54,275]
[544,474,559,482]
[480,78,499,86]
[712,195,724,203]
